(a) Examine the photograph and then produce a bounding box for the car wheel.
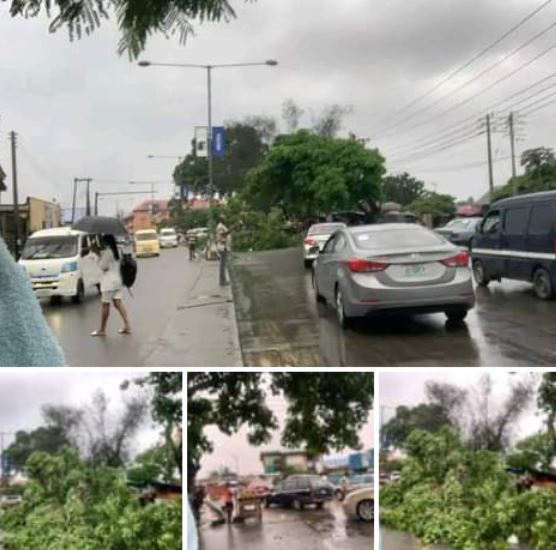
[445,307,468,323]
[71,280,85,304]
[315,501,324,510]
[335,287,352,329]
[292,499,303,510]
[335,489,345,501]
[312,272,325,303]
[472,260,490,287]
[533,268,554,300]
[49,295,62,305]
[356,499,374,523]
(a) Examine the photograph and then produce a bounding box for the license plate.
[35,289,51,297]
[404,264,427,277]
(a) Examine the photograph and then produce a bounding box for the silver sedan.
[312,224,475,328]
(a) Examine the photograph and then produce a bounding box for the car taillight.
[441,250,469,267]
[345,258,389,272]
[304,237,317,246]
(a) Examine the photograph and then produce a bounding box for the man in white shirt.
[216,216,231,286]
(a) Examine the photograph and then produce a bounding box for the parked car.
[159,227,179,248]
[436,216,482,247]
[303,222,347,267]
[134,229,160,257]
[312,223,475,328]
[389,471,401,482]
[472,190,556,300]
[332,473,374,500]
[19,227,101,304]
[342,486,374,522]
[265,475,334,510]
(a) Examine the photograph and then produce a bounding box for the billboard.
[212,126,226,158]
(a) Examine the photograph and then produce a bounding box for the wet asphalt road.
[42,247,200,366]
[231,247,556,367]
[380,529,450,549]
[199,501,372,550]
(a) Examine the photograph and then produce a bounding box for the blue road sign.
[212,127,226,158]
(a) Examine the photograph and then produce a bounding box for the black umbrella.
[73,216,128,235]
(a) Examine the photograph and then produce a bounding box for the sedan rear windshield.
[353,228,445,249]
[160,229,176,235]
[308,223,344,235]
[445,218,481,230]
[22,236,78,259]
[135,232,158,241]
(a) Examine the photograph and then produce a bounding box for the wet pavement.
[42,247,240,366]
[199,500,372,550]
[231,247,556,366]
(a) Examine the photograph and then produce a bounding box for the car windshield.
[135,232,158,241]
[161,229,176,235]
[353,228,445,250]
[21,236,78,259]
[308,223,345,235]
[445,218,479,230]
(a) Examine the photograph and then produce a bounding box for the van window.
[504,207,528,235]
[21,236,78,259]
[482,211,500,234]
[528,204,553,235]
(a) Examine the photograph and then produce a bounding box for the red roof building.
[124,199,170,234]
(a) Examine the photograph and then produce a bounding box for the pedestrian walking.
[216,215,231,286]
[91,234,131,337]
[186,230,197,261]
[223,483,235,524]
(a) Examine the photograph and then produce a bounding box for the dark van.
[471,190,556,299]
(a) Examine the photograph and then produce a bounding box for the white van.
[19,227,101,303]
[159,227,179,248]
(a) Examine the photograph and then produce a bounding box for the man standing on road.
[186,230,197,261]
[216,215,231,286]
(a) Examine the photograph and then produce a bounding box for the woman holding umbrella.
[90,234,131,337]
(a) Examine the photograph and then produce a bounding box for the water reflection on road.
[200,501,372,549]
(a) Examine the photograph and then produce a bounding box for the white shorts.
[101,289,123,304]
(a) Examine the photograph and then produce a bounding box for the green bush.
[381,428,556,550]
[1,449,182,550]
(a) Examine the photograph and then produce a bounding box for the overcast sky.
[380,371,545,444]
[0,371,161,461]
[1,0,556,216]
[198,381,374,478]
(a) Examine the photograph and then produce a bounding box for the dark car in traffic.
[265,475,334,510]
[436,217,482,248]
[472,190,556,299]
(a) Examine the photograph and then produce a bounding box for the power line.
[389,127,484,165]
[373,0,554,133]
[378,36,556,143]
[377,15,556,137]
[520,93,556,115]
[382,70,556,157]
[389,155,513,173]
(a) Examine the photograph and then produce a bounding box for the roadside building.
[0,196,62,253]
[260,451,311,474]
[124,199,170,234]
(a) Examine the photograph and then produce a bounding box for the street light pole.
[138,58,278,202]
[207,65,213,201]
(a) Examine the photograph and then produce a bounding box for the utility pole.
[486,114,494,203]
[71,178,78,223]
[9,131,21,259]
[207,66,213,202]
[508,112,518,195]
[94,192,99,216]
[85,178,92,216]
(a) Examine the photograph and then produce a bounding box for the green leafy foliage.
[506,432,554,471]
[187,373,373,487]
[1,449,182,550]
[408,191,456,220]
[494,147,556,200]
[381,428,556,550]
[382,172,427,206]
[173,122,269,198]
[7,0,239,58]
[244,130,385,222]
[382,403,454,449]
